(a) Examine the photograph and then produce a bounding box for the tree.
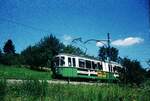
[37,34,64,67]
[146,59,150,78]
[110,47,119,61]
[120,57,146,85]
[3,39,15,54]
[62,45,85,55]
[98,46,118,61]
[147,59,150,67]
[21,34,64,69]
[1,40,22,65]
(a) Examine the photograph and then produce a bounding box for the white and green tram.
[53,53,122,81]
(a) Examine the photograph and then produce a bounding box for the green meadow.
[0,65,52,80]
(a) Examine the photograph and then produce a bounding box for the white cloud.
[111,37,144,46]
[96,41,106,47]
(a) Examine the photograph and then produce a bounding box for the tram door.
[67,57,77,77]
[68,57,76,67]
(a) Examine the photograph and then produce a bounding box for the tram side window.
[60,57,65,66]
[72,58,76,67]
[108,65,110,72]
[79,59,85,68]
[98,62,102,70]
[86,60,91,69]
[68,57,71,66]
[92,61,96,69]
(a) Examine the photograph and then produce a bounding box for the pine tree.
[3,39,15,54]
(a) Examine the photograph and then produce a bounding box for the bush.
[1,54,23,65]
[140,79,150,91]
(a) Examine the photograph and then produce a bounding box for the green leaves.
[98,46,119,62]
[120,58,146,84]
[21,34,63,69]
[62,45,85,55]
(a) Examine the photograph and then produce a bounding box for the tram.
[53,53,122,82]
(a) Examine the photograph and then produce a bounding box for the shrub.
[1,54,23,65]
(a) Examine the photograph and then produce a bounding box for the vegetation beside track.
[0,65,150,101]
[0,65,52,80]
[0,79,150,101]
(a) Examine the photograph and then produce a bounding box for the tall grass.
[6,79,48,100]
[0,79,7,101]
[1,79,150,101]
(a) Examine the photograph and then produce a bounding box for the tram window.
[79,59,85,68]
[108,65,112,72]
[72,58,76,67]
[92,61,96,69]
[68,57,71,66]
[108,65,110,72]
[98,62,102,70]
[111,65,113,72]
[113,66,117,72]
[86,60,91,69]
[60,57,65,66]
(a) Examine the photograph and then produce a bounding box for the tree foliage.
[0,54,22,65]
[3,39,15,54]
[21,34,64,69]
[62,45,85,55]
[119,57,146,85]
[147,59,150,67]
[98,46,118,61]
[146,59,150,78]
[0,40,22,65]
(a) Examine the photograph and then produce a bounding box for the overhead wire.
[0,18,52,33]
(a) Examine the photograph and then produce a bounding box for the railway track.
[5,79,108,85]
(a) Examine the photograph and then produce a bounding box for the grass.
[0,79,150,101]
[0,65,149,101]
[0,65,52,80]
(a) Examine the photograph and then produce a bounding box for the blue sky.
[0,0,149,67]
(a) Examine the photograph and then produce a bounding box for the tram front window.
[68,57,71,66]
[113,66,119,73]
[54,57,59,67]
